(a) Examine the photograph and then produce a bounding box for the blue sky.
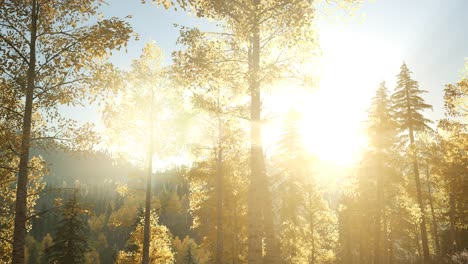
[65,0,467,162]
[93,0,467,119]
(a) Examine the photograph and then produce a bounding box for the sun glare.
[263,27,404,167]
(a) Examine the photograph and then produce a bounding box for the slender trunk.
[247,0,263,262]
[425,165,440,258]
[215,140,224,264]
[261,155,281,264]
[382,206,388,264]
[346,221,353,264]
[406,87,430,263]
[309,212,315,264]
[374,164,383,264]
[142,92,154,264]
[448,183,457,253]
[416,233,423,264]
[409,138,430,263]
[388,224,393,264]
[359,224,364,264]
[233,199,239,264]
[12,1,37,263]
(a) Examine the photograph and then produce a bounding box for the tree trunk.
[417,234,423,264]
[309,213,315,264]
[411,146,430,263]
[374,163,383,264]
[448,183,457,253]
[406,87,430,264]
[388,223,393,264]
[247,0,264,262]
[359,224,364,264]
[409,141,430,263]
[262,190,281,264]
[233,198,239,264]
[382,206,388,264]
[215,143,224,264]
[425,165,440,258]
[261,155,281,264]
[346,221,353,264]
[12,1,37,263]
[142,92,154,264]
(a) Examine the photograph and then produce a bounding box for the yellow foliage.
[116,211,174,264]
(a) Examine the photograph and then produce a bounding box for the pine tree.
[274,110,337,264]
[367,81,397,264]
[183,244,199,264]
[391,63,433,263]
[46,192,90,264]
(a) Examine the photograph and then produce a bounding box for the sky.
[64,0,468,166]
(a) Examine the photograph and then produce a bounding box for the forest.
[0,0,467,264]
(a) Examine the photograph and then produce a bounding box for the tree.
[0,1,132,262]
[391,63,433,263]
[103,42,184,264]
[273,110,337,264]
[436,74,468,254]
[367,81,397,264]
[169,0,350,261]
[46,192,90,264]
[173,27,249,263]
[183,109,249,264]
[115,210,174,264]
[0,103,46,262]
[444,78,467,121]
[173,236,208,264]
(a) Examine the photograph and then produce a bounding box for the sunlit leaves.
[0,0,133,152]
[0,156,46,263]
[444,78,467,120]
[103,42,185,165]
[116,211,174,264]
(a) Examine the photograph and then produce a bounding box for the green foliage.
[392,63,433,134]
[46,192,90,264]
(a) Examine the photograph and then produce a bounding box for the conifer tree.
[173,27,249,263]
[274,110,337,264]
[391,63,433,263]
[46,192,90,264]
[367,81,396,264]
[183,244,199,264]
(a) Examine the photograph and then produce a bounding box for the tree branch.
[0,34,30,65]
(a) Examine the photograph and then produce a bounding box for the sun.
[262,86,367,168]
[298,91,368,167]
[262,29,405,167]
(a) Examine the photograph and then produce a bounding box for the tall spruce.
[368,81,396,264]
[274,111,337,263]
[391,63,433,263]
[46,192,90,264]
